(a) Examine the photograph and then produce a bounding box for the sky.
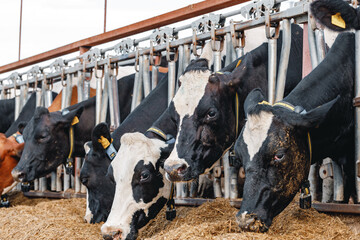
[0,0,249,79]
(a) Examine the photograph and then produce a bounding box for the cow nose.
[236,212,268,233]
[12,169,25,182]
[102,228,122,240]
[164,163,188,181]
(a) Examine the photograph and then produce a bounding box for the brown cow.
[0,86,96,196]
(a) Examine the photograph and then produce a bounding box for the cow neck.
[145,127,176,220]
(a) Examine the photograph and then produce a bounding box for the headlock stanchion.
[3,0,360,214]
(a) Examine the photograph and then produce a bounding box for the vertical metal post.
[315,29,326,64]
[308,14,319,69]
[177,45,185,81]
[33,78,43,191]
[275,19,291,102]
[100,69,109,122]
[225,32,233,66]
[107,61,121,130]
[321,158,334,203]
[131,52,143,111]
[18,0,23,60]
[267,38,277,105]
[95,68,103,124]
[151,65,158,91]
[167,61,176,105]
[332,160,344,202]
[142,55,151,97]
[184,44,191,68]
[355,30,360,200]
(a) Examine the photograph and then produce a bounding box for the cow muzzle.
[164,162,188,182]
[236,212,269,233]
[102,228,123,240]
[11,169,26,182]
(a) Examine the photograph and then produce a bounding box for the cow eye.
[140,170,150,183]
[274,152,285,162]
[206,109,217,119]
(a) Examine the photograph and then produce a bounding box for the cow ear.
[91,123,111,152]
[286,96,339,129]
[310,0,360,31]
[34,107,50,119]
[224,53,253,89]
[244,88,266,116]
[58,106,84,126]
[17,122,27,134]
[199,42,213,68]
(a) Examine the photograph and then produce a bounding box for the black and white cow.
[80,72,167,223]
[101,132,172,240]
[311,0,360,31]
[163,24,303,182]
[11,74,135,182]
[235,32,356,232]
[100,46,219,240]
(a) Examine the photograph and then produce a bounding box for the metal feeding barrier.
[1,0,360,214]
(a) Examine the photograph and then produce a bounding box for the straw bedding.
[0,191,359,240]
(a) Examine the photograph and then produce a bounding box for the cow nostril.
[102,230,122,240]
[176,164,187,175]
[12,170,26,182]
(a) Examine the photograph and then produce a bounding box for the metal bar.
[355,30,360,201]
[167,61,176,105]
[23,191,86,199]
[332,160,344,202]
[268,38,277,105]
[0,0,249,74]
[275,19,291,102]
[142,55,151,97]
[108,67,121,130]
[95,72,103,124]
[307,14,319,69]
[315,29,326,63]
[18,0,23,61]
[151,66,158,90]
[104,0,107,33]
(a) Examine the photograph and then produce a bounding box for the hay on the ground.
[1,192,359,240]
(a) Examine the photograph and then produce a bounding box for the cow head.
[0,133,24,195]
[235,89,339,232]
[12,106,83,182]
[164,50,268,182]
[101,132,172,240]
[310,0,360,31]
[80,123,115,223]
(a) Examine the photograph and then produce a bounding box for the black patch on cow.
[131,160,164,203]
[127,197,167,240]
[182,58,209,75]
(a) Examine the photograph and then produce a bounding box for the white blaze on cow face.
[243,111,274,161]
[101,132,170,239]
[84,191,93,223]
[165,70,211,168]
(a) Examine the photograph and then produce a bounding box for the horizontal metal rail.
[0,0,249,74]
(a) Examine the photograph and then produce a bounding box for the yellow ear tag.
[331,13,346,29]
[216,71,224,75]
[71,116,79,126]
[98,136,111,149]
[236,59,242,68]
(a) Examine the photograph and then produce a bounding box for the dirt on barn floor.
[0,191,359,240]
